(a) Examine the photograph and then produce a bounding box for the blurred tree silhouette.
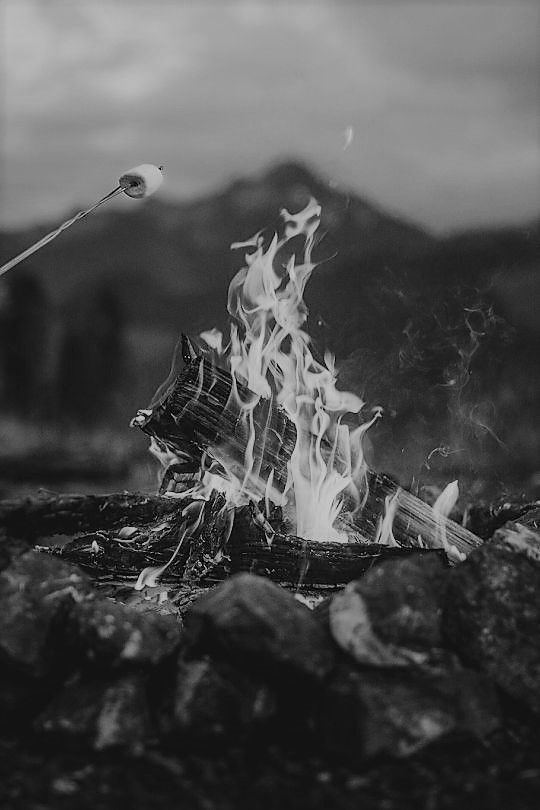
[0,269,50,418]
[57,284,125,424]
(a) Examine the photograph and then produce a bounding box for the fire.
[195,199,378,542]
[139,199,378,552]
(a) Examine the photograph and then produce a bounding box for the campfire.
[124,198,479,589]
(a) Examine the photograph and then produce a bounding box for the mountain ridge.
[1,159,537,338]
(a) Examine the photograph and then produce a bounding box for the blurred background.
[0,0,539,501]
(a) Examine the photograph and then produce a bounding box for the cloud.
[2,0,539,231]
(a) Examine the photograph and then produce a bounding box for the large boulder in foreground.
[329,553,448,668]
[443,522,540,713]
[320,551,499,760]
[184,573,336,681]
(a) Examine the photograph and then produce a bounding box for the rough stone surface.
[443,522,540,713]
[316,660,500,760]
[65,596,182,669]
[184,573,336,681]
[35,674,150,750]
[0,551,92,676]
[172,657,276,738]
[329,553,449,668]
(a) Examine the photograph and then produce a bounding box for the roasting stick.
[0,163,164,278]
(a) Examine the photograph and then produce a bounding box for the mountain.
[0,160,433,329]
[0,159,537,335]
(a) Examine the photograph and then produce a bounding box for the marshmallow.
[119,164,164,198]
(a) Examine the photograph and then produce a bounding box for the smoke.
[338,275,517,483]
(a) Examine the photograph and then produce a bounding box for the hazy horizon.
[2,1,539,233]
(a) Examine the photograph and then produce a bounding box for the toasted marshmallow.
[119,164,164,198]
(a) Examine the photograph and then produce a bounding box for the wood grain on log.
[359,471,482,557]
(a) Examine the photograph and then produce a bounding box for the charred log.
[466,498,540,539]
[0,492,180,541]
[132,349,296,501]
[0,483,482,595]
[159,459,200,495]
[230,506,447,587]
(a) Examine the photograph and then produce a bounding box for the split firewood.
[229,506,447,587]
[132,336,296,503]
[360,470,482,558]
[0,492,180,542]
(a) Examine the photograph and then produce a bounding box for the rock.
[329,553,448,668]
[0,550,92,676]
[315,661,500,760]
[184,573,336,681]
[65,596,181,669]
[443,522,540,713]
[170,657,276,739]
[35,673,150,751]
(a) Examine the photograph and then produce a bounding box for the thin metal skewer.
[0,184,128,279]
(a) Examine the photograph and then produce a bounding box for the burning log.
[133,336,296,502]
[230,505,447,586]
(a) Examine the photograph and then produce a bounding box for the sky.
[2,0,539,232]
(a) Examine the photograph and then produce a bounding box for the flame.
[192,199,377,543]
[375,490,401,547]
[432,480,466,563]
[134,199,383,591]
